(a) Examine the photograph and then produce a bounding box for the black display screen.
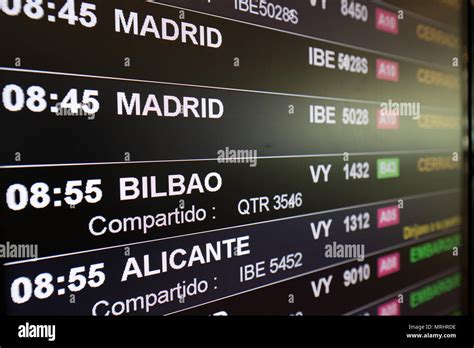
[0,0,468,317]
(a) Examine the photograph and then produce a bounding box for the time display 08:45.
[0,0,97,27]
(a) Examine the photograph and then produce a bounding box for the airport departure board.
[0,0,468,316]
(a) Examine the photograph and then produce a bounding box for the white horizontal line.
[0,66,458,115]
[3,188,459,266]
[148,1,456,72]
[163,230,460,316]
[0,66,382,105]
[344,266,460,315]
[0,148,455,169]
